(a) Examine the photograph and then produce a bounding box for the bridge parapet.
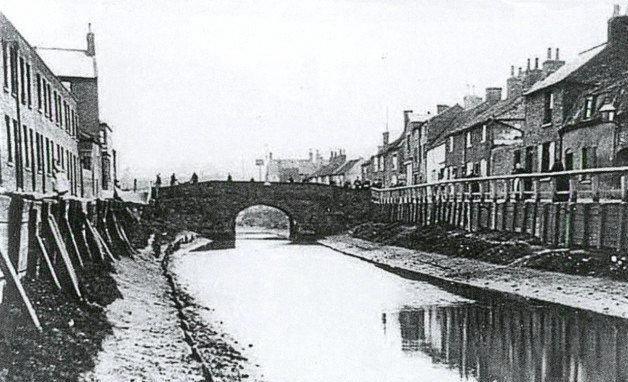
[149,181,373,246]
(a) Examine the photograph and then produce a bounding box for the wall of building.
[0,14,80,195]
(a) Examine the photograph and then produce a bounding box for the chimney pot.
[383,131,390,145]
[518,67,523,76]
[556,47,560,60]
[527,58,531,71]
[547,47,552,60]
[613,4,621,17]
[535,57,539,70]
[510,65,515,76]
[86,23,96,57]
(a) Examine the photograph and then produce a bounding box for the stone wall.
[150,181,374,244]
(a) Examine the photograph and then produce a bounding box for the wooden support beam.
[46,215,82,299]
[58,202,84,268]
[86,219,116,262]
[0,248,42,332]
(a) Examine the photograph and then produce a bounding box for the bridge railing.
[371,166,628,204]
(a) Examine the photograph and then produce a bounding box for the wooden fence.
[372,166,628,252]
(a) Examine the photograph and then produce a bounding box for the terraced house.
[0,12,117,199]
[0,13,81,195]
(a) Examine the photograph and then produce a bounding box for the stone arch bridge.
[148,181,373,245]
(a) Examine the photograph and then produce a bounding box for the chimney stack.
[383,131,390,145]
[535,57,539,70]
[403,110,413,128]
[309,149,313,162]
[526,58,531,72]
[86,23,96,57]
[555,48,560,60]
[608,5,628,46]
[547,47,552,60]
[510,65,515,77]
[485,87,502,104]
[437,104,449,114]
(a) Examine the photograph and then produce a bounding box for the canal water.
[174,234,628,382]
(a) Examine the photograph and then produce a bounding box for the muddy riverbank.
[320,233,628,319]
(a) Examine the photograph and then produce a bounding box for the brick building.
[265,150,325,183]
[522,11,628,175]
[36,24,112,198]
[0,12,81,195]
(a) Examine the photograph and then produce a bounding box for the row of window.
[513,143,597,173]
[4,114,80,194]
[442,159,489,180]
[448,125,488,153]
[1,40,78,138]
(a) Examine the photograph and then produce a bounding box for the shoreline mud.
[166,236,265,382]
[319,234,628,319]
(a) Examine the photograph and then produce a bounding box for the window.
[9,45,17,95]
[466,131,472,148]
[35,133,41,172]
[2,40,7,90]
[540,141,555,172]
[581,147,597,169]
[47,84,52,120]
[5,115,12,163]
[564,149,574,170]
[543,91,554,124]
[466,162,474,176]
[406,134,411,152]
[22,125,29,169]
[481,124,487,142]
[513,149,522,167]
[19,57,25,104]
[449,136,454,152]
[480,159,488,176]
[391,153,398,171]
[36,74,42,111]
[25,63,31,107]
[53,92,59,124]
[584,96,596,119]
[473,162,481,177]
[45,138,51,174]
[82,155,92,170]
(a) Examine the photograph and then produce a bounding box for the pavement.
[320,234,628,319]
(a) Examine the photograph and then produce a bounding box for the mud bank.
[79,237,206,382]
[320,234,628,319]
[165,238,264,382]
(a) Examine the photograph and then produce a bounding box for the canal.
[173,234,628,382]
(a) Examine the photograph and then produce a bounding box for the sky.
[1,0,622,180]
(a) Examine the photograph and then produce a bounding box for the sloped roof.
[310,155,347,177]
[37,48,97,78]
[332,158,362,175]
[525,44,606,95]
[422,104,465,148]
[448,95,525,135]
[563,73,628,128]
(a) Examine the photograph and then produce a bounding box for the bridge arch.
[233,203,296,240]
[151,181,373,247]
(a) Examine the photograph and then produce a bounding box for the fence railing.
[372,166,628,203]
[370,166,628,252]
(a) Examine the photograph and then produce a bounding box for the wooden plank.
[36,234,62,291]
[87,219,116,262]
[47,216,82,299]
[0,248,41,331]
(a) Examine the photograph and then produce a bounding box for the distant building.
[265,149,326,182]
[0,12,81,195]
[308,150,346,185]
[37,23,115,197]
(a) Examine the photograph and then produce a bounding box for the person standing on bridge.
[170,173,177,186]
[190,172,199,184]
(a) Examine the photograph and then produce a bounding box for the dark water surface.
[174,235,628,382]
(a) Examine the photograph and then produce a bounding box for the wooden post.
[467,183,474,231]
[0,248,41,331]
[591,174,600,203]
[490,180,497,230]
[46,214,82,299]
[619,203,628,252]
[553,204,562,247]
[622,174,628,202]
[597,204,605,249]
[502,179,510,231]
[582,203,590,248]
[531,179,540,237]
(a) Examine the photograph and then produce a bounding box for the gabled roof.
[310,155,347,178]
[447,95,525,136]
[525,44,606,95]
[332,158,362,175]
[37,48,97,78]
[422,104,465,148]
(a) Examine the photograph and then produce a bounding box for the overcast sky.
[2,0,621,180]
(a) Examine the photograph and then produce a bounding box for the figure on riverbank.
[227,174,233,182]
[170,173,177,186]
[155,173,162,187]
[190,172,199,184]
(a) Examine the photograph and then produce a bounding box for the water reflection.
[396,304,628,382]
